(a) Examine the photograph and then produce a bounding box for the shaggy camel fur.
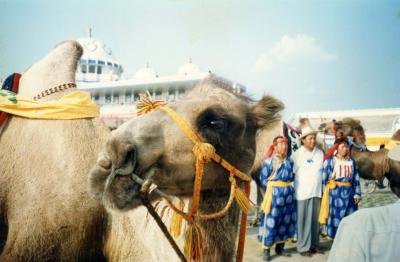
[1,40,284,261]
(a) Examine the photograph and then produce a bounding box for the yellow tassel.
[169,199,185,238]
[234,186,251,213]
[184,222,203,262]
[136,91,166,115]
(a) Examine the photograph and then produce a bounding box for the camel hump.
[17,40,83,100]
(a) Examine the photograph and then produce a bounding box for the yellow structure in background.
[288,108,400,151]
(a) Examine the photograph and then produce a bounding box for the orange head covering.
[324,137,350,160]
[264,136,288,159]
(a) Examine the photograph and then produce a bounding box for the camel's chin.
[104,198,143,212]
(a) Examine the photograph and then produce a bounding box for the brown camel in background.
[319,118,400,181]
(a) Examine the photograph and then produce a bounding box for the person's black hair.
[334,137,349,145]
[273,135,285,143]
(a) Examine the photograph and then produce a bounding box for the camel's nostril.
[106,135,137,171]
[116,149,136,176]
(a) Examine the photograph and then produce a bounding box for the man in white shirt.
[292,126,324,256]
[328,145,400,262]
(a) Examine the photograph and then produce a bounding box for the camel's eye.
[208,119,228,133]
[196,107,245,147]
[196,107,239,146]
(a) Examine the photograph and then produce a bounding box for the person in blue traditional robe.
[258,136,296,261]
[319,137,361,239]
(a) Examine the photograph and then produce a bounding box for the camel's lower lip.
[104,173,141,210]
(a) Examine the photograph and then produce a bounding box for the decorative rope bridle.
[33,82,76,100]
[136,94,252,262]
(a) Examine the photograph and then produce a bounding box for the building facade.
[76,34,246,129]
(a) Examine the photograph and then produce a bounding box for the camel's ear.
[251,95,284,129]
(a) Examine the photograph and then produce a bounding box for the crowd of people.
[257,126,363,261]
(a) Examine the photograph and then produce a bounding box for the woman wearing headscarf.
[319,137,361,239]
[258,136,296,261]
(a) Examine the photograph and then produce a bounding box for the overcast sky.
[1,0,399,118]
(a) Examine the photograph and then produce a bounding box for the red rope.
[11,74,21,93]
[0,112,8,127]
[236,181,250,262]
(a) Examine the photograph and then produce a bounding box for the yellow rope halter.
[137,94,252,262]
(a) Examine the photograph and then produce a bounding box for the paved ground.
[243,179,398,261]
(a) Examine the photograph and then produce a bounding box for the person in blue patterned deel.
[319,137,361,239]
[258,136,296,261]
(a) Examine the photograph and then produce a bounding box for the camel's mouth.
[89,146,153,211]
[108,162,229,211]
[102,153,158,211]
[127,166,197,199]
[103,171,142,210]
[90,132,233,211]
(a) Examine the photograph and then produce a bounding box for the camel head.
[89,78,284,211]
[319,117,366,145]
[18,40,82,100]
